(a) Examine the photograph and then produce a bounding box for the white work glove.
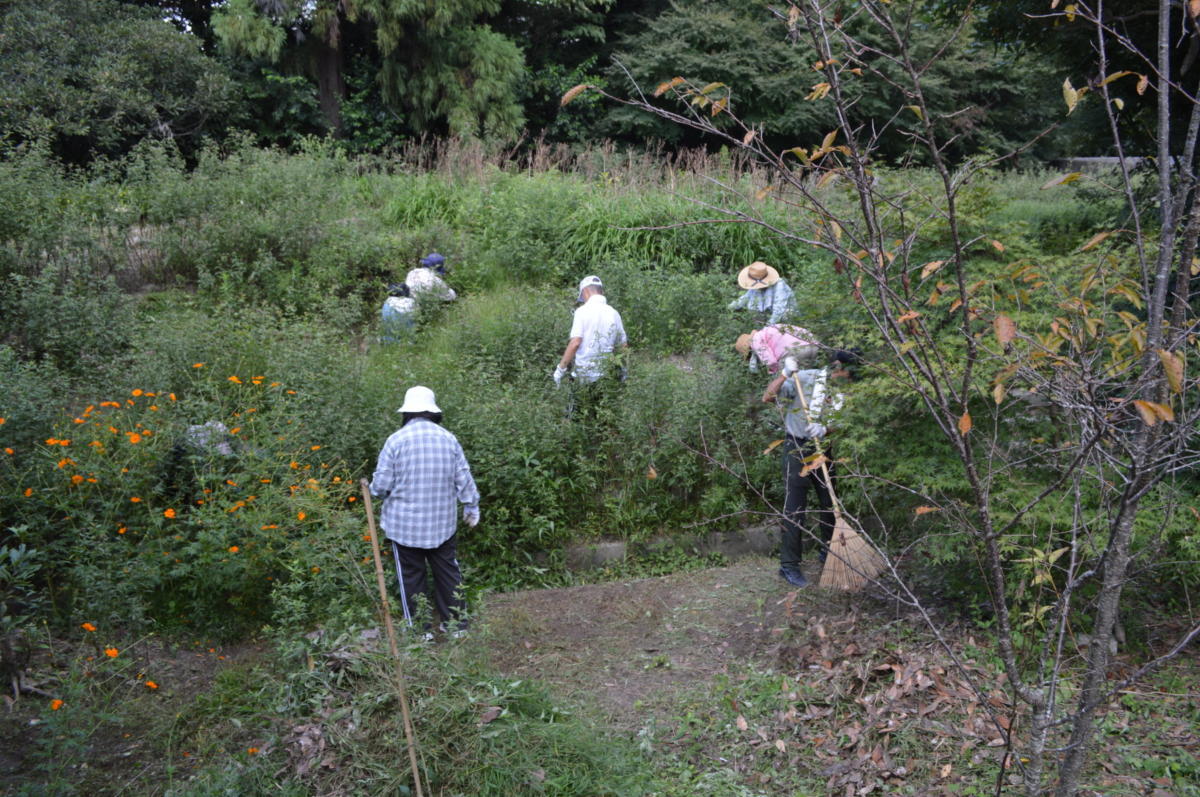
[781,356,799,378]
[805,422,827,440]
[463,507,480,527]
[552,365,567,387]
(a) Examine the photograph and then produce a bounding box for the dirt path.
[483,556,837,725]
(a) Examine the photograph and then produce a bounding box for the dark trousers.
[391,536,466,630]
[781,436,834,569]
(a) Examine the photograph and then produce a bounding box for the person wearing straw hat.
[761,347,847,587]
[729,261,795,325]
[369,386,480,637]
[406,252,457,301]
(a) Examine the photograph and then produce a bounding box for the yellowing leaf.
[1065,3,1077,21]
[755,185,774,201]
[646,466,657,480]
[763,439,784,455]
[699,81,726,96]
[775,739,787,752]
[920,260,946,279]
[1063,77,1080,113]
[743,130,757,145]
[736,715,749,731]
[1132,399,1159,426]
[1113,97,1125,111]
[710,98,728,116]
[1041,172,1083,189]
[821,130,838,150]
[993,382,1006,405]
[991,239,1006,252]
[652,77,684,97]
[914,505,941,516]
[1137,74,1149,95]
[806,82,831,101]
[1079,231,1112,252]
[560,84,591,107]
[897,310,921,323]
[786,146,810,163]
[815,169,839,189]
[906,104,924,120]
[958,411,972,436]
[994,314,1017,346]
[1157,349,1184,393]
[1100,70,1133,87]
[831,220,843,242]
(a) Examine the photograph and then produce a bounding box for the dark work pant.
[781,436,833,570]
[392,536,466,630]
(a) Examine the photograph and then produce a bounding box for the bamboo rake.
[360,479,425,797]
[789,374,885,590]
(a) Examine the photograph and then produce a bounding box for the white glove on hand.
[552,365,567,386]
[463,508,480,527]
[806,422,827,440]
[781,356,799,378]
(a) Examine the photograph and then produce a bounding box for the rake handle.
[361,479,425,797]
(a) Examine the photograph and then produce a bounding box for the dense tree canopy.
[0,0,239,163]
[0,0,1141,161]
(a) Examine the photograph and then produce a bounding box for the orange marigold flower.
[117,526,127,535]
[127,432,142,444]
[348,496,357,502]
[260,524,278,530]
[0,417,5,424]
[50,699,63,711]
[225,480,237,486]
[310,445,322,451]
[144,681,158,690]
[259,478,271,484]
[87,477,97,483]
[100,401,120,408]
[46,437,59,445]
[149,405,159,412]
[229,427,241,434]
[89,440,102,447]
[23,488,33,497]
[247,747,259,755]
[58,439,70,446]
[104,648,119,658]
[163,508,176,519]
[228,546,239,553]
[84,405,94,414]
[109,426,119,434]
[310,566,320,574]
[81,622,97,632]
[286,389,296,395]
[71,474,84,485]
[228,375,242,384]
[130,496,142,503]
[4,448,13,455]
[73,417,84,424]
[131,389,143,397]
[169,393,176,401]
[297,512,306,521]
[192,363,204,368]
[57,458,72,468]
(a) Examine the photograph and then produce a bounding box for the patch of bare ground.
[481,555,1200,795]
[0,635,266,794]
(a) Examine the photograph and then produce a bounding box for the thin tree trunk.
[314,36,346,137]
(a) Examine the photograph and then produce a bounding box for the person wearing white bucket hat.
[729,260,795,325]
[369,385,480,636]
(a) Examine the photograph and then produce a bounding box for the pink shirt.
[750,325,818,371]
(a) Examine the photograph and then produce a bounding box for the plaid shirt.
[369,419,479,548]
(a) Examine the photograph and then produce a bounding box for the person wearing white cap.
[729,260,795,325]
[369,386,479,636]
[552,275,628,387]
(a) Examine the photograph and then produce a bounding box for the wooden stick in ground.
[360,479,425,797]
[789,373,884,590]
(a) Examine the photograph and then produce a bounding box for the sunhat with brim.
[577,274,604,302]
[737,261,781,290]
[397,385,441,414]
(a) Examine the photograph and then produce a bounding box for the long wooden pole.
[360,479,424,797]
